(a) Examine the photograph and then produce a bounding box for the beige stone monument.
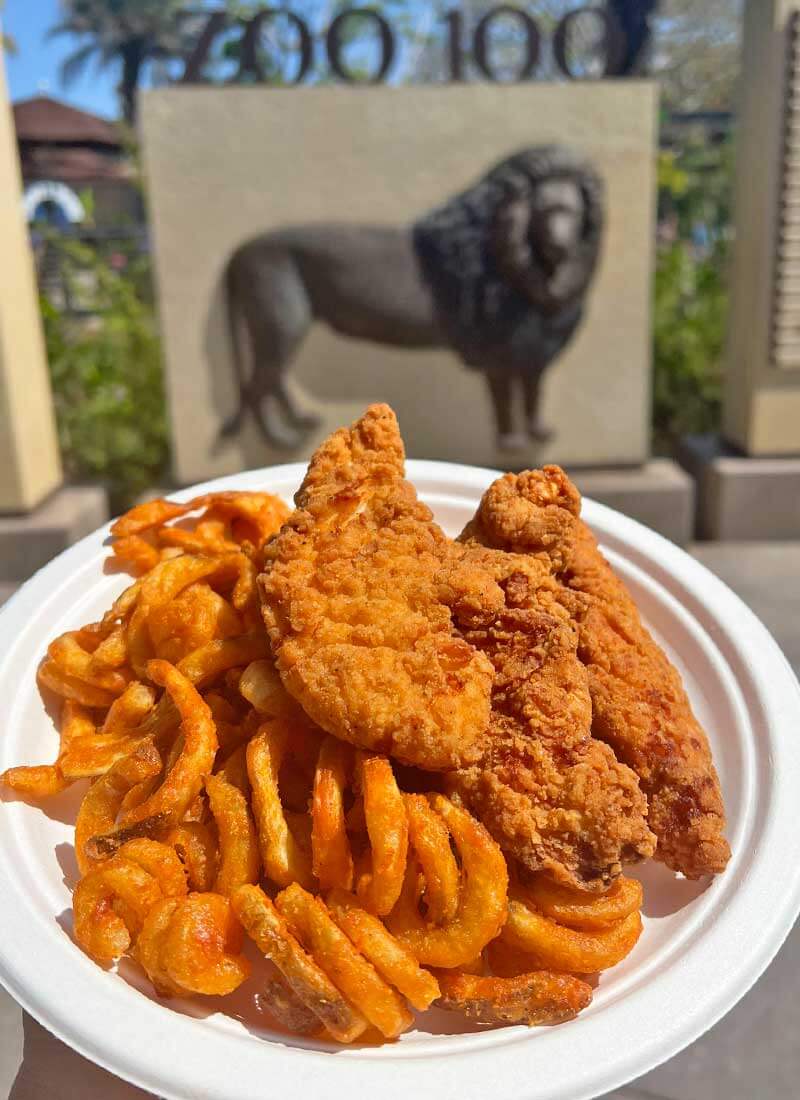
[0,48,61,513]
[723,0,800,455]
[141,83,658,486]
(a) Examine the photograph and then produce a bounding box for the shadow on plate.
[55,841,81,892]
[631,860,712,918]
[0,781,87,828]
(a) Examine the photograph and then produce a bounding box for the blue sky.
[5,0,117,117]
[2,0,442,117]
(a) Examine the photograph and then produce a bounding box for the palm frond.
[59,41,99,86]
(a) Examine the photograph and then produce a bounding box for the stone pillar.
[0,45,62,512]
[723,0,800,455]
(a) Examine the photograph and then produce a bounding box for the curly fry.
[239,658,302,719]
[166,822,219,892]
[161,893,250,996]
[148,583,242,665]
[214,743,249,793]
[247,721,313,889]
[47,633,131,696]
[111,498,192,539]
[387,794,508,968]
[434,969,592,1026]
[88,625,129,671]
[501,898,643,973]
[327,889,440,1012]
[116,838,188,899]
[0,764,69,798]
[312,737,353,891]
[112,661,217,833]
[356,755,408,916]
[205,772,260,896]
[74,861,159,962]
[125,554,237,676]
[60,683,155,779]
[37,658,116,708]
[136,898,186,995]
[110,535,162,575]
[232,884,367,1043]
[196,491,289,547]
[276,884,413,1039]
[74,740,162,874]
[176,633,269,689]
[404,793,459,925]
[515,873,643,931]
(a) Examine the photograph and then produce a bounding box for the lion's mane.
[412,145,604,374]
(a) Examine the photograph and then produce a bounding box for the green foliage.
[652,242,727,449]
[652,140,733,449]
[41,238,169,513]
[652,0,742,112]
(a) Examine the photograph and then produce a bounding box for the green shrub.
[652,240,727,451]
[41,238,169,514]
[652,139,732,449]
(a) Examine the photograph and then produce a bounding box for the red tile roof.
[13,96,120,146]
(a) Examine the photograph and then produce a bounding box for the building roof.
[13,96,119,147]
[19,145,132,183]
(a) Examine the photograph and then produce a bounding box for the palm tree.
[48,0,191,124]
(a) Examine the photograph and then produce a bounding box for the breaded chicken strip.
[459,466,581,573]
[468,467,729,878]
[450,470,655,892]
[563,522,730,878]
[258,405,494,770]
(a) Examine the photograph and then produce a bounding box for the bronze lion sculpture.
[221,145,604,450]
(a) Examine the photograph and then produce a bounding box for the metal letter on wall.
[772,10,800,370]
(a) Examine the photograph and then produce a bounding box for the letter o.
[325,8,395,84]
[474,5,541,83]
[239,9,313,85]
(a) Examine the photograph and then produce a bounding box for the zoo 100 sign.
[180,5,629,85]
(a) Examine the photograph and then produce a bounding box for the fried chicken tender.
[459,466,581,573]
[450,470,655,892]
[258,405,494,770]
[562,522,730,878]
[468,467,729,878]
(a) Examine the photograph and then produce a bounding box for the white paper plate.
[1,460,799,1100]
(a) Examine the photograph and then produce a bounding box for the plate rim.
[1,458,799,1100]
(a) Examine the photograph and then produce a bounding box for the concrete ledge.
[567,459,694,546]
[0,485,109,581]
[678,434,800,540]
[0,582,19,608]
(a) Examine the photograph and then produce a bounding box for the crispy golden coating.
[562,522,730,877]
[259,405,494,770]
[459,466,581,573]
[448,538,655,892]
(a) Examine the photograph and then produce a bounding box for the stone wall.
[142,82,658,484]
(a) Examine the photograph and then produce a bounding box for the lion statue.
[221,145,605,451]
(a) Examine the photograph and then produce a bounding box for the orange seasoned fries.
[1,489,645,1045]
